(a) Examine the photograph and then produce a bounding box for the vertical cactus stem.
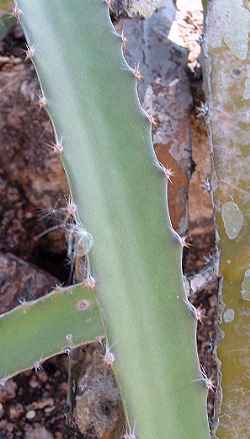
[15,2,211,438]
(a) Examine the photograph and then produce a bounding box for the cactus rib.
[0,284,103,379]
[14,1,211,438]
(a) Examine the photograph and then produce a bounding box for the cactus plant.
[204,1,250,437]
[0,284,103,379]
[0,1,213,438]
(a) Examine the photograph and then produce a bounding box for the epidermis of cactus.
[17,1,210,438]
[206,1,250,437]
[0,285,103,378]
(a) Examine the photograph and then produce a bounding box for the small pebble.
[9,403,24,420]
[26,410,36,420]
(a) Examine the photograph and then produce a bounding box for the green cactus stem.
[12,1,211,438]
[0,284,103,379]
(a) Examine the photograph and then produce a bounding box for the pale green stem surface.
[0,285,103,378]
[16,1,211,438]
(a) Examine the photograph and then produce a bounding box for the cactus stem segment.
[14,1,211,437]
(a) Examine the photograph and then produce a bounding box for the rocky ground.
[0,1,219,438]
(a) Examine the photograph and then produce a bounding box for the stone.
[0,252,57,314]
[0,57,68,263]
[73,343,124,439]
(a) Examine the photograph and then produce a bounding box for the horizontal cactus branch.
[0,284,103,380]
[12,1,211,438]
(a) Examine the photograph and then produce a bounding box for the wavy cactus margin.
[0,284,102,380]
[1,1,213,438]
